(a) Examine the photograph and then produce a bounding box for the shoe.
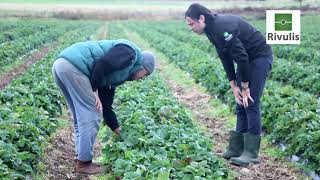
[75,159,103,175]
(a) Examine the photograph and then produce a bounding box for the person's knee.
[78,114,101,131]
[248,120,262,135]
[245,101,260,111]
[236,104,246,113]
[246,106,262,135]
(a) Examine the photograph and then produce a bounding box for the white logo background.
[266,10,300,44]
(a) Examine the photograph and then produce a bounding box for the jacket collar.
[204,13,218,34]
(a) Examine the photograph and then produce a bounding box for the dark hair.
[185,3,212,21]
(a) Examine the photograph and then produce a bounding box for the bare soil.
[41,115,103,180]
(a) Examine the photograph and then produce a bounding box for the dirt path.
[41,115,103,180]
[125,30,307,180]
[96,23,108,40]
[41,116,77,179]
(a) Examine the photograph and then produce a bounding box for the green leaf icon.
[275,13,292,31]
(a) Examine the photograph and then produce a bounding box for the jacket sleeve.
[98,86,119,131]
[215,47,236,81]
[220,30,250,82]
[90,44,135,91]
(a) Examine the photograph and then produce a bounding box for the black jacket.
[204,14,272,82]
[93,44,135,131]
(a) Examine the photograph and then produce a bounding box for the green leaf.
[157,171,170,180]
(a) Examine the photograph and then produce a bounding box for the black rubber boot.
[230,133,261,167]
[222,130,244,160]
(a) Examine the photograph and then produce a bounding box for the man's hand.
[241,88,254,108]
[94,90,103,111]
[113,127,121,135]
[114,127,121,135]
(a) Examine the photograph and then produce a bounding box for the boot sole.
[221,152,241,160]
[230,160,249,167]
[223,155,241,160]
[75,171,103,176]
[250,161,260,164]
[223,156,231,160]
[230,160,260,167]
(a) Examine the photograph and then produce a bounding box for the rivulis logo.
[266,10,300,44]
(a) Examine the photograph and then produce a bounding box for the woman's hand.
[94,90,103,111]
[241,88,254,108]
[232,86,243,106]
[230,80,243,106]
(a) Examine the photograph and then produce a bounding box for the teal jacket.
[57,39,143,88]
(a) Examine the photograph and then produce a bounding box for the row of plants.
[0,27,36,45]
[216,16,320,62]
[272,45,320,65]
[97,23,231,180]
[125,23,320,174]
[139,21,320,96]
[0,19,28,32]
[0,21,67,44]
[0,20,84,71]
[250,16,320,65]
[102,75,230,180]
[148,17,320,66]
[250,16,320,49]
[0,24,100,179]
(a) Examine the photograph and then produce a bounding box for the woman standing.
[185,3,273,167]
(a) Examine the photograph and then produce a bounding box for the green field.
[0,1,320,179]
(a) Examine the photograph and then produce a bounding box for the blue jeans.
[52,58,101,161]
[236,55,273,135]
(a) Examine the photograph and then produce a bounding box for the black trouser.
[236,55,273,135]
